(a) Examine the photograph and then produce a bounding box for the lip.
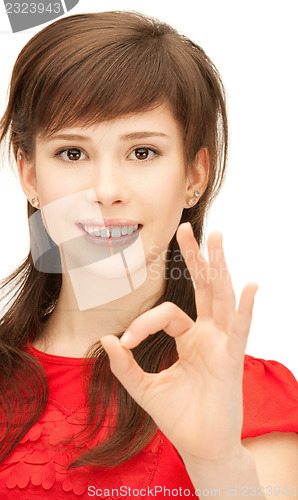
[76,222,143,248]
[78,218,141,229]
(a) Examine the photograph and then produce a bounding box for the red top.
[0,347,297,499]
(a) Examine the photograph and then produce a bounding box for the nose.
[91,160,126,208]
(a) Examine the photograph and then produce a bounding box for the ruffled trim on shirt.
[1,400,164,497]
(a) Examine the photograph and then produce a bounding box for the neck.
[33,259,166,357]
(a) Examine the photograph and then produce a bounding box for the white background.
[0,1,297,378]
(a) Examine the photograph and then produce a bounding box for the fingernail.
[120,331,132,346]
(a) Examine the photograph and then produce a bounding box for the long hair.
[0,11,228,468]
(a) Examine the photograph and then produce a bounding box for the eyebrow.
[46,132,170,142]
[120,132,170,141]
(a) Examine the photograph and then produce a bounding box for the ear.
[17,149,38,204]
[184,148,209,208]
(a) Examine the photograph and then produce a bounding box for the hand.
[100,223,258,465]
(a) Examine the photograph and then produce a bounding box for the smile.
[81,224,139,238]
[76,222,143,248]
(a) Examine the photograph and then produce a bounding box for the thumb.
[100,335,149,405]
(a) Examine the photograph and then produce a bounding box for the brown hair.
[0,11,228,468]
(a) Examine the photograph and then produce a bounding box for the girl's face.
[20,104,206,283]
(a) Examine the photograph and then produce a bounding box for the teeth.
[82,224,139,238]
[111,227,121,238]
[100,228,110,238]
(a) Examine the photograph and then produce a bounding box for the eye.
[54,148,87,162]
[128,147,158,162]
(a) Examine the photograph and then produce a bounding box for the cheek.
[39,187,101,246]
[36,172,62,206]
[148,171,186,238]
[38,177,84,210]
[150,169,186,214]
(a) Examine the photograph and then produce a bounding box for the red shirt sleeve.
[242,355,298,438]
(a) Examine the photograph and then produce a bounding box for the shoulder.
[242,356,298,489]
[242,355,298,439]
[243,354,298,401]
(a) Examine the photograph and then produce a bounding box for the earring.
[18,154,22,160]
[187,190,200,206]
[31,197,40,208]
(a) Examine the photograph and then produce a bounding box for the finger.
[228,282,258,357]
[120,301,194,349]
[207,232,236,332]
[100,334,151,407]
[176,223,213,319]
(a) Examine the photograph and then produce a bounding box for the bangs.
[33,32,178,138]
[4,11,227,170]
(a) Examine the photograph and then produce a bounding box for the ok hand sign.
[101,222,258,466]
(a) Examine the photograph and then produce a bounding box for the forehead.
[36,104,183,144]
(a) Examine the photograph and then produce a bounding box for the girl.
[0,10,297,499]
